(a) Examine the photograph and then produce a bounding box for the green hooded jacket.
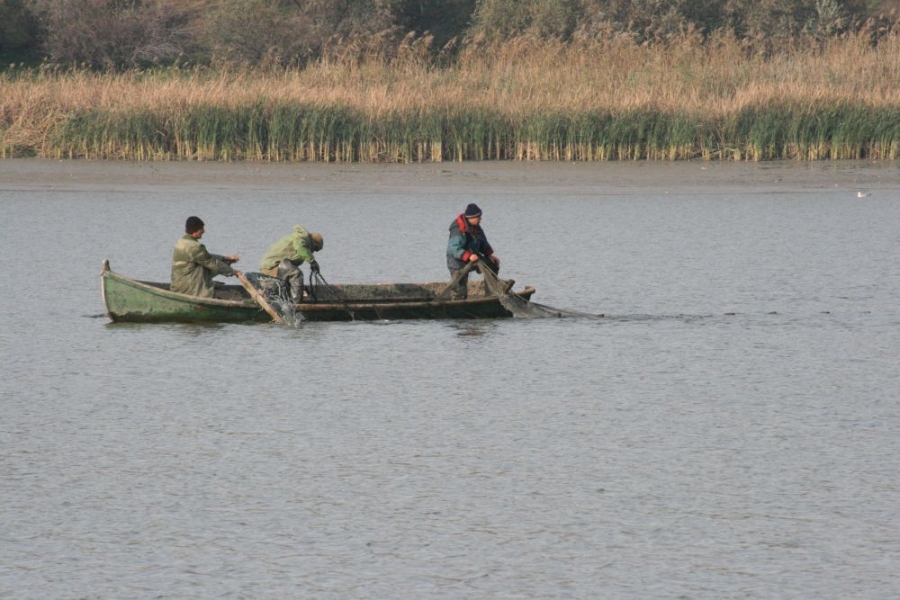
[170,234,234,298]
[260,225,316,271]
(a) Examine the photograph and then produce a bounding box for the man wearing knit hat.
[171,216,241,298]
[446,203,500,299]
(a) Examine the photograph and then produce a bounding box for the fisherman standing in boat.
[171,216,241,298]
[446,203,500,299]
[259,225,323,303]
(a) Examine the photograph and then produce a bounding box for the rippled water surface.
[2,159,899,598]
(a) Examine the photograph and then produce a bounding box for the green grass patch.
[42,101,900,162]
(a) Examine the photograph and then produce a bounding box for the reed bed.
[2,32,899,161]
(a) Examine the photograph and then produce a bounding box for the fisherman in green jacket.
[171,216,241,298]
[260,225,323,303]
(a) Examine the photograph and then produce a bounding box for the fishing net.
[308,271,362,320]
[243,272,300,323]
[308,271,350,303]
[477,263,603,319]
[250,270,360,321]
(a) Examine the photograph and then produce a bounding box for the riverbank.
[5,158,896,198]
[3,34,899,162]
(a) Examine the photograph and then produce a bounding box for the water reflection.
[448,321,500,337]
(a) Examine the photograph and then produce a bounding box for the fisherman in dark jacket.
[446,203,500,299]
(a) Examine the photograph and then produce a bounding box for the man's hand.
[467,254,480,262]
[309,259,320,273]
[224,255,240,264]
[232,269,243,277]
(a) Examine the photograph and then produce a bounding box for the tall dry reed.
[2,32,899,161]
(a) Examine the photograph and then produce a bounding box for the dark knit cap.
[464,203,482,218]
[185,216,205,233]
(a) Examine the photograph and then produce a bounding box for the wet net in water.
[479,265,603,319]
[243,272,300,324]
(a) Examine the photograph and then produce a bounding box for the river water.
[1,159,899,598]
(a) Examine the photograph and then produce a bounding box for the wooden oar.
[236,271,283,323]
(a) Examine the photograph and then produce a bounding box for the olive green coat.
[260,225,316,273]
[170,234,234,298]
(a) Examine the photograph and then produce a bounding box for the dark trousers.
[448,259,498,299]
[277,259,304,302]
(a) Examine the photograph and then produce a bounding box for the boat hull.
[101,261,535,323]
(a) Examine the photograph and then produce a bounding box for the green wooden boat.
[101,259,536,323]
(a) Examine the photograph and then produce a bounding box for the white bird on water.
[857,191,871,198]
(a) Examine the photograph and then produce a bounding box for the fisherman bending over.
[260,225,323,303]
